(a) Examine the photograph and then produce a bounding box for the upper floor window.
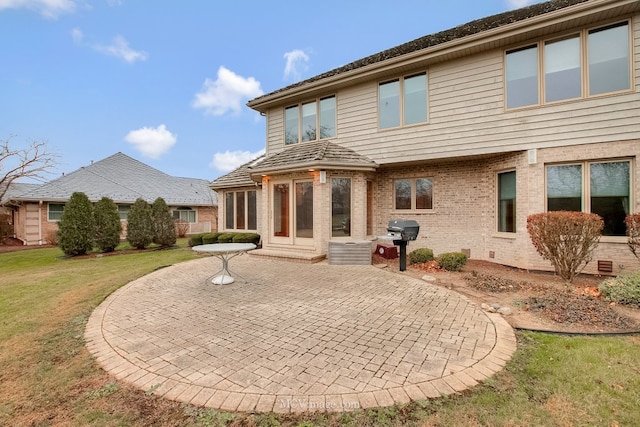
[546,160,630,236]
[172,207,196,223]
[379,73,428,129]
[285,96,336,144]
[48,203,64,221]
[505,21,630,109]
[394,178,433,210]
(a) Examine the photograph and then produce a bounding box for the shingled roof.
[10,152,217,206]
[248,141,377,176]
[249,0,588,105]
[210,154,266,189]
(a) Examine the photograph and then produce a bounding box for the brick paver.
[85,255,516,412]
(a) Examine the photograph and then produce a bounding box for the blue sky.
[1,0,540,182]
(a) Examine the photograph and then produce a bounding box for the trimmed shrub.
[599,271,640,307]
[626,213,640,260]
[217,233,235,243]
[126,198,153,249]
[527,211,604,283]
[232,233,260,244]
[188,233,206,247]
[408,248,434,265]
[437,252,468,271]
[151,197,176,248]
[175,220,190,238]
[202,232,222,244]
[58,192,95,256]
[93,197,122,253]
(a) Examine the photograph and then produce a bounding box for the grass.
[1,241,640,426]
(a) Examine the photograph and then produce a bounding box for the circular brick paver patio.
[85,255,516,413]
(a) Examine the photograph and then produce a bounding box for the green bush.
[151,197,176,248]
[217,233,235,243]
[437,252,468,271]
[232,233,260,244]
[126,198,153,249]
[599,271,640,307]
[58,192,95,256]
[408,248,434,264]
[188,233,205,247]
[93,197,122,253]
[202,232,222,244]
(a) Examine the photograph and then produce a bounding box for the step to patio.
[248,248,326,263]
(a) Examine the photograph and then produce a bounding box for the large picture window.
[546,160,630,236]
[379,73,427,129]
[225,190,257,230]
[498,171,516,233]
[285,96,336,144]
[505,21,630,109]
[394,178,433,210]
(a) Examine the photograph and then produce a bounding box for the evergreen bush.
[202,232,222,244]
[151,197,176,247]
[188,233,206,247]
[408,248,434,264]
[231,233,260,244]
[437,252,468,271]
[599,271,640,307]
[217,233,235,243]
[93,197,122,252]
[527,211,603,283]
[58,192,95,256]
[126,198,153,249]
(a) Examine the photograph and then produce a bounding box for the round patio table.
[192,243,256,285]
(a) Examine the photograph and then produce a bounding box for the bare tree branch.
[0,137,57,203]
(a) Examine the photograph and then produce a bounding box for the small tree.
[527,211,604,283]
[58,192,95,256]
[94,197,122,252]
[151,197,176,247]
[625,213,640,260]
[126,198,153,249]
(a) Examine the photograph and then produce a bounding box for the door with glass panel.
[271,180,314,245]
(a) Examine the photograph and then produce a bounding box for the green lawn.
[1,242,639,426]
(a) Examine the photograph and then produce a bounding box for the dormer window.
[285,96,336,145]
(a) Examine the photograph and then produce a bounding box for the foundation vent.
[597,260,613,273]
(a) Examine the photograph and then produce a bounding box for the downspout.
[38,200,43,245]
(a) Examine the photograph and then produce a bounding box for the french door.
[271,180,313,245]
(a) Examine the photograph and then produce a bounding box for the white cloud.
[94,35,148,63]
[505,0,536,9]
[209,148,265,173]
[283,49,309,82]
[192,66,264,116]
[124,124,177,159]
[0,0,76,18]
[70,27,83,43]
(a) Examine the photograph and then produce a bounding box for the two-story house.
[211,0,640,275]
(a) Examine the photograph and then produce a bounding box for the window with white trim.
[172,207,196,223]
[285,96,336,144]
[505,21,630,109]
[118,205,130,220]
[394,178,433,210]
[379,72,428,129]
[546,160,630,236]
[48,203,64,221]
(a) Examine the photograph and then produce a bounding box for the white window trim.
[47,203,64,222]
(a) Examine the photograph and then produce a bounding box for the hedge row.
[189,232,260,247]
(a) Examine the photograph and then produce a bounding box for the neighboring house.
[212,0,640,275]
[5,152,217,245]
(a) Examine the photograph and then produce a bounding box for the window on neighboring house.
[505,21,630,109]
[172,207,196,223]
[48,203,64,221]
[225,190,257,230]
[285,96,336,144]
[394,178,433,210]
[546,160,630,236]
[498,171,516,233]
[118,205,130,220]
[332,178,351,237]
[379,73,428,129]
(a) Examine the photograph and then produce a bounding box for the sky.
[1,0,541,183]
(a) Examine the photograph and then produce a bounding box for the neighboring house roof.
[248,141,378,177]
[0,182,41,205]
[10,152,217,206]
[248,0,600,109]
[210,154,266,190]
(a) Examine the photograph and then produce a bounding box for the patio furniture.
[192,243,256,285]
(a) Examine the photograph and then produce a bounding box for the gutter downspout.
[38,200,43,245]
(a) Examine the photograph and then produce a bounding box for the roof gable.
[12,152,217,206]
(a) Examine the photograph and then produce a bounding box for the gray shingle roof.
[210,154,266,189]
[0,182,41,205]
[10,152,217,206]
[249,0,588,105]
[248,141,377,174]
